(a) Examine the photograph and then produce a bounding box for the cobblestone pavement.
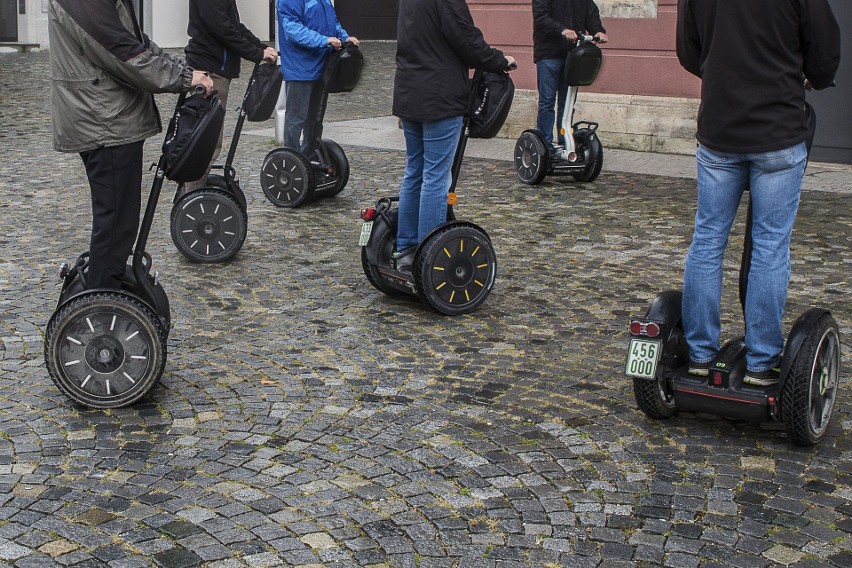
[1,42,850,568]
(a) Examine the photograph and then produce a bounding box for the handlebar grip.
[192,85,206,95]
[507,61,518,71]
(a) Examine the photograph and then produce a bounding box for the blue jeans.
[395,116,463,251]
[536,59,568,147]
[682,142,807,372]
[284,80,319,154]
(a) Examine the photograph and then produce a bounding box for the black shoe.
[392,247,416,274]
[688,361,711,377]
[744,367,780,387]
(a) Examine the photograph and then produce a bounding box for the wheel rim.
[261,152,308,205]
[515,136,540,182]
[808,327,839,436]
[425,234,495,311]
[173,192,244,262]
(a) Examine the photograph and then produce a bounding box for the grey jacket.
[48,0,194,153]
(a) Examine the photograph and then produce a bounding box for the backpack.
[243,62,283,122]
[469,71,515,139]
[161,91,225,183]
[563,42,602,86]
[323,44,364,94]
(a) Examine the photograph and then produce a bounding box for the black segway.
[260,43,362,208]
[514,35,604,185]
[171,62,282,262]
[45,87,224,408]
[359,68,514,315]
[625,104,841,446]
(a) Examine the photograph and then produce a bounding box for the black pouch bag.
[563,42,602,86]
[161,92,225,183]
[244,62,283,122]
[323,44,364,94]
[469,72,515,139]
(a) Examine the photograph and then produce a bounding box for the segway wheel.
[44,292,167,408]
[781,314,840,446]
[571,129,603,182]
[414,224,496,315]
[260,148,315,208]
[360,208,407,297]
[322,139,350,197]
[170,189,247,263]
[514,131,550,185]
[632,324,684,419]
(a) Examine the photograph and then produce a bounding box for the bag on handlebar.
[469,72,515,139]
[161,91,225,183]
[323,43,363,94]
[244,62,283,122]
[564,42,602,86]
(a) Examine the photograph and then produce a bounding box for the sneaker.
[688,361,711,377]
[743,367,780,387]
[391,247,416,274]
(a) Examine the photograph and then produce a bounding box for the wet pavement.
[0,41,850,568]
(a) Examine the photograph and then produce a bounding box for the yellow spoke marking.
[476,263,489,269]
[449,291,456,303]
[433,266,445,271]
[471,246,480,256]
[464,289,470,301]
[474,280,484,287]
[443,247,451,258]
[460,239,464,253]
[435,282,447,290]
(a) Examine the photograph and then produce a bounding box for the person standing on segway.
[183,0,279,192]
[676,0,840,386]
[47,0,213,290]
[277,0,359,155]
[532,0,607,158]
[392,0,516,273]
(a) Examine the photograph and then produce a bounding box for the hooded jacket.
[185,0,267,79]
[532,0,606,63]
[277,0,349,82]
[48,0,192,153]
[677,0,840,153]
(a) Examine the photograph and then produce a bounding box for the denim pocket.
[754,142,807,173]
[696,144,727,165]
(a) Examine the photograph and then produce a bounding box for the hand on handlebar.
[561,28,578,41]
[190,70,214,97]
[262,46,278,62]
[327,36,343,49]
[594,32,609,44]
[345,36,360,47]
[504,56,517,72]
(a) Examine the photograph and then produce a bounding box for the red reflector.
[645,322,660,338]
[630,321,642,335]
[360,207,376,221]
[630,320,660,337]
[711,372,723,386]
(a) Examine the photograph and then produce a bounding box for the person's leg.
[535,59,562,147]
[301,80,324,155]
[743,141,807,376]
[80,141,145,289]
[555,67,569,148]
[396,120,424,253]
[283,81,314,151]
[183,73,231,191]
[416,115,463,243]
[682,144,748,368]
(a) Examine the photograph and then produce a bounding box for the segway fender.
[778,307,832,391]
[645,290,683,340]
[576,128,601,164]
[363,209,395,266]
[420,219,492,247]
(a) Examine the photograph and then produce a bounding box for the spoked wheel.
[514,130,550,185]
[260,148,315,208]
[44,292,167,408]
[782,314,840,446]
[170,189,247,263]
[320,139,350,197]
[633,324,685,419]
[361,208,407,297]
[571,128,604,182]
[414,224,497,315]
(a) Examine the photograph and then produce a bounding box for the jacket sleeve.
[800,0,841,90]
[441,0,508,73]
[676,0,702,78]
[532,0,565,38]
[584,0,606,35]
[277,0,329,49]
[198,0,265,63]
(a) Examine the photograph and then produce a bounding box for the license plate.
[625,338,661,379]
[358,221,374,246]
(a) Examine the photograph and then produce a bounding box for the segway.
[359,68,515,315]
[45,87,224,408]
[625,104,840,446]
[171,62,282,262]
[260,42,362,208]
[514,35,604,185]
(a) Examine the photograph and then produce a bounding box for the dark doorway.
[807,0,851,164]
[335,0,397,40]
[0,0,17,42]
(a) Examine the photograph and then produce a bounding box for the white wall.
[149,0,271,48]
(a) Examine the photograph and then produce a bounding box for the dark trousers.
[79,141,144,289]
[284,80,322,154]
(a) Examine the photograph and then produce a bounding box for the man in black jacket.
[184,0,277,191]
[532,0,607,152]
[676,0,840,386]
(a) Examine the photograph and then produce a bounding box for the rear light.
[360,207,376,221]
[630,320,661,338]
[711,372,723,386]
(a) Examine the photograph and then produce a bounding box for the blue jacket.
[277,0,349,81]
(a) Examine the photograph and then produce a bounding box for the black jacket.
[393,0,508,123]
[185,0,266,79]
[677,0,840,153]
[533,0,605,63]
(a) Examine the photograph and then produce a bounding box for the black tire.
[44,292,167,408]
[570,129,604,182]
[781,314,840,446]
[414,224,496,315]
[260,148,315,208]
[170,189,247,263]
[361,209,407,297]
[633,325,684,419]
[514,131,549,185]
[322,139,350,197]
